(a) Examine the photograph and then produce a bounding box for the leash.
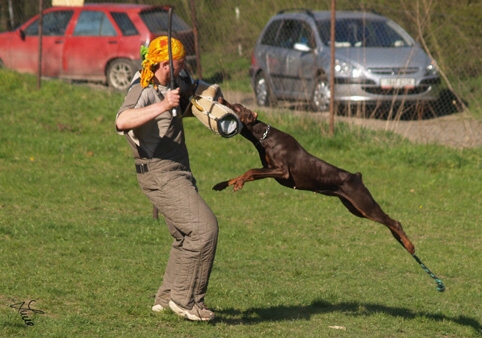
[412,254,445,292]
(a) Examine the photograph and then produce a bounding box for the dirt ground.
[224,91,482,149]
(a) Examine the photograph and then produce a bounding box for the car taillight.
[251,53,257,67]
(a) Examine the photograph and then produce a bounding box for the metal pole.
[329,0,336,136]
[189,0,202,79]
[7,0,14,29]
[37,0,43,90]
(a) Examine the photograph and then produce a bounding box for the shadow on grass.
[215,299,481,334]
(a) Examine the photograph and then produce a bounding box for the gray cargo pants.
[136,158,218,310]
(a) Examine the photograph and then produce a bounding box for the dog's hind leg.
[336,172,415,254]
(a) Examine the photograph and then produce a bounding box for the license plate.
[380,78,415,89]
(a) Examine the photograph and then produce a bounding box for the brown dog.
[213,97,415,255]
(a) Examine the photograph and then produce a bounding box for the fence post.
[37,0,43,90]
[329,0,336,136]
[189,0,202,80]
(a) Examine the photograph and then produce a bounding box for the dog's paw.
[233,180,248,191]
[212,181,229,191]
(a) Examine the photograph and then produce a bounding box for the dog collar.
[259,124,271,142]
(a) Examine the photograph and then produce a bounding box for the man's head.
[140,36,186,88]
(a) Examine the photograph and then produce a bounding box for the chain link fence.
[1,0,481,147]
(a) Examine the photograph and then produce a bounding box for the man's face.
[172,58,186,77]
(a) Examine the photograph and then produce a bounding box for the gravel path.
[224,91,482,149]
[334,112,482,148]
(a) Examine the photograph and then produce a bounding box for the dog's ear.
[233,104,249,114]
[218,97,237,112]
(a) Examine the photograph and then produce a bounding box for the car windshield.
[23,10,74,36]
[317,18,413,48]
[140,8,190,33]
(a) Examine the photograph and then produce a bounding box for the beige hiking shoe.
[151,304,165,312]
[169,300,215,321]
[152,300,170,312]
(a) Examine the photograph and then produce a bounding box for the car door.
[10,10,74,76]
[281,20,317,100]
[257,19,286,95]
[62,10,119,80]
[267,19,296,96]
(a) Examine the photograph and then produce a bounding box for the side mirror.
[293,42,311,53]
[18,29,25,41]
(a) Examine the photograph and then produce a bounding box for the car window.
[23,10,74,36]
[277,20,304,49]
[260,19,306,49]
[260,19,282,46]
[73,10,117,36]
[294,21,315,49]
[140,8,190,33]
[317,18,413,48]
[110,12,139,36]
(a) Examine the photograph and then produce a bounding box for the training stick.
[167,7,177,117]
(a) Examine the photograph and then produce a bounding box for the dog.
[213,98,415,255]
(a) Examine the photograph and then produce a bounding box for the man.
[116,36,218,321]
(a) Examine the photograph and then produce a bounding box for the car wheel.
[310,76,330,112]
[254,72,276,107]
[107,59,137,91]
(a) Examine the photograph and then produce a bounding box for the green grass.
[199,50,253,93]
[1,70,481,337]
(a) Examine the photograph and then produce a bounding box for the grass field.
[1,71,481,337]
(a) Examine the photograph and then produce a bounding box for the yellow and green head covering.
[139,36,186,88]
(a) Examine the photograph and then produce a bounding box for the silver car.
[250,10,441,112]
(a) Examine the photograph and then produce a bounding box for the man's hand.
[164,88,180,110]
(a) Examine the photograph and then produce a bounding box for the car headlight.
[425,59,439,76]
[334,59,362,78]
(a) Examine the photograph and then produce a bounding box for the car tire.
[254,72,276,107]
[107,58,137,91]
[310,76,330,112]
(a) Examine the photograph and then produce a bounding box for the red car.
[0,3,195,91]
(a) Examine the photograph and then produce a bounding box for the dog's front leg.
[212,174,251,191]
[212,180,231,191]
[213,167,288,192]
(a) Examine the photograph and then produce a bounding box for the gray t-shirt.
[116,71,192,165]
